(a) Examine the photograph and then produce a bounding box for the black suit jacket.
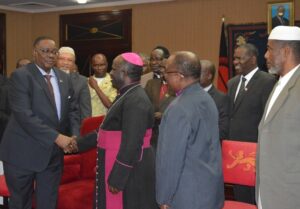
[0,75,9,141]
[0,63,80,172]
[272,16,289,28]
[227,70,276,142]
[208,85,229,139]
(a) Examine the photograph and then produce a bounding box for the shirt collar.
[278,64,300,86]
[36,64,56,77]
[119,81,140,95]
[203,84,212,92]
[243,67,258,82]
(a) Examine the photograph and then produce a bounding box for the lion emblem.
[226,150,256,172]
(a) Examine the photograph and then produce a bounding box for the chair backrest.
[79,115,105,179]
[80,115,105,136]
[222,140,257,187]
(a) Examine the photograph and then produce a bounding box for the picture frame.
[267,1,294,33]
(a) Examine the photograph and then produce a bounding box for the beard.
[268,66,280,75]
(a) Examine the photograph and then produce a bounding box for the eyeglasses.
[36,48,59,56]
[163,71,179,75]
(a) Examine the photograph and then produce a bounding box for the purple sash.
[97,129,152,209]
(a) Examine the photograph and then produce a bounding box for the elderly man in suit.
[227,43,276,204]
[200,59,229,140]
[0,36,79,209]
[156,51,224,209]
[57,46,91,122]
[257,26,300,209]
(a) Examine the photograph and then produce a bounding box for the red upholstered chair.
[0,174,9,209]
[0,116,104,209]
[57,115,105,209]
[222,140,258,209]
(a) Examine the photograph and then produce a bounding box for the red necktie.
[159,83,168,100]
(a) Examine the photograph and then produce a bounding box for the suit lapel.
[263,67,300,126]
[233,70,259,113]
[28,64,57,111]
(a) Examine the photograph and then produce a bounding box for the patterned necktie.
[235,76,246,103]
[44,75,56,106]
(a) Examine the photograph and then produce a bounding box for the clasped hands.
[55,134,78,154]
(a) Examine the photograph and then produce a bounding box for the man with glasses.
[227,43,276,204]
[156,51,224,209]
[0,36,79,209]
[145,57,175,151]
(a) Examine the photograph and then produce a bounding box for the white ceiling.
[0,0,174,13]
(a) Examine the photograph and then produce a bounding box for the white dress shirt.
[37,65,61,119]
[234,67,259,101]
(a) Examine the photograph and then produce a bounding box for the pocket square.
[68,96,71,99]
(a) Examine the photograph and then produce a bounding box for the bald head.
[171,51,201,79]
[165,51,201,92]
[92,53,108,78]
[200,60,215,87]
[16,58,31,68]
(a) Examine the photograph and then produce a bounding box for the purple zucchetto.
[121,52,143,67]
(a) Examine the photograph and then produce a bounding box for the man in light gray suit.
[57,46,91,123]
[0,36,79,209]
[156,51,224,209]
[257,26,300,209]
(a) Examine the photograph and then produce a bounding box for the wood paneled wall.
[1,0,300,77]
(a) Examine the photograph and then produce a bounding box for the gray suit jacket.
[256,66,300,209]
[0,63,80,172]
[156,83,224,209]
[70,72,91,122]
[227,70,276,142]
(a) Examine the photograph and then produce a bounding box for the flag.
[217,19,229,93]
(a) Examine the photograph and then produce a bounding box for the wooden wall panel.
[1,0,300,77]
[0,10,32,73]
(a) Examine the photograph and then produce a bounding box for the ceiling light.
[77,0,87,4]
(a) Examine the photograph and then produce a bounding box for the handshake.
[55,134,79,154]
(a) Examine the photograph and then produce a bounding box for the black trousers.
[233,185,256,204]
[3,146,63,209]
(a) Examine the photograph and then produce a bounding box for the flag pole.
[217,15,229,93]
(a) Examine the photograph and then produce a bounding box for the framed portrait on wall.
[267,1,294,33]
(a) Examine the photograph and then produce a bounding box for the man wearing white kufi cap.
[256,26,300,209]
[57,46,91,123]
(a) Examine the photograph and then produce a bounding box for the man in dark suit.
[0,74,9,142]
[57,46,91,122]
[227,43,276,204]
[272,5,289,28]
[0,36,80,209]
[200,60,229,140]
